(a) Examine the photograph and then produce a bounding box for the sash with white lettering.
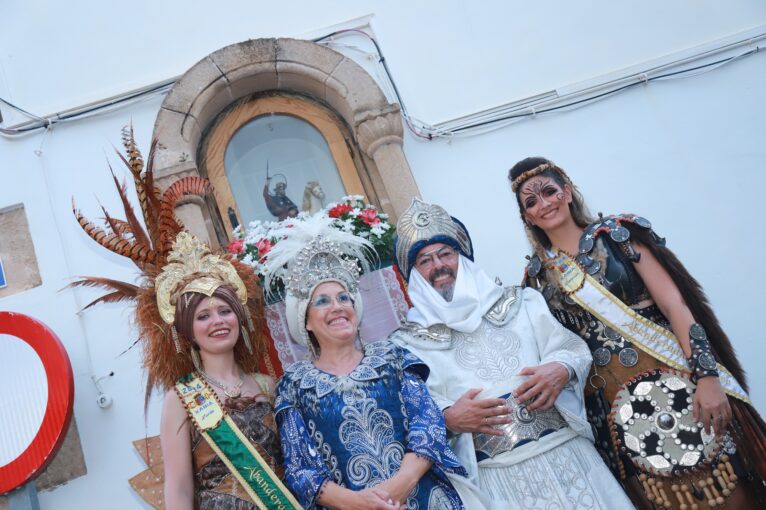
[175,373,302,510]
[548,251,750,404]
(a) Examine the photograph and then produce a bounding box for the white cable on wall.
[1,25,764,142]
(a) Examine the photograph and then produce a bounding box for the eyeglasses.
[415,246,457,270]
[310,291,355,308]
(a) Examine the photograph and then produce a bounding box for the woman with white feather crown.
[265,214,485,509]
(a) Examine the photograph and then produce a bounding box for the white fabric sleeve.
[521,287,595,441]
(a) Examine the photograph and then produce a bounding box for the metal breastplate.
[596,237,649,307]
[473,392,567,461]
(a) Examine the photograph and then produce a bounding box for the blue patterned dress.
[276,341,466,509]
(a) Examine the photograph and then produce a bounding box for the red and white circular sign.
[0,312,74,494]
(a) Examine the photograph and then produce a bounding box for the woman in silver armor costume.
[508,157,766,509]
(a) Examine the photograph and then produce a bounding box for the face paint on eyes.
[313,295,331,307]
[311,292,354,308]
[522,178,557,209]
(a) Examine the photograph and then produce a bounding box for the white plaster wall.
[1,1,765,508]
[3,1,765,120]
[408,55,766,408]
[0,100,166,507]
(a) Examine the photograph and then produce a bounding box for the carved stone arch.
[151,37,420,244]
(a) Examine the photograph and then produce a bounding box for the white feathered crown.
[260,214,374,299]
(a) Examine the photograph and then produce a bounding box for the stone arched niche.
[151,37,420,244]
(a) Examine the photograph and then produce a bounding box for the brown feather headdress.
[69,126,269,398]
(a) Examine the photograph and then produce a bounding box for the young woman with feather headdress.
[70,127,299,510]
[509,157,766,509]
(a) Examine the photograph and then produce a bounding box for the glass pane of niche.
[224,114,346,226]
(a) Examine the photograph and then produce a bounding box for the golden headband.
[155,232,247,325]
[511,162,564,193]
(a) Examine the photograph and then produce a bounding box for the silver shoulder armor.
[395,321,453,346]
[485,286,521,326]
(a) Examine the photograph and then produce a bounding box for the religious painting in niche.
[224,114,346,226]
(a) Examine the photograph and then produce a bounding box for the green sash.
[175,373,302,510]
[548,251,750,404]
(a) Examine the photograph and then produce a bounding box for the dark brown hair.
[508,157,594,249]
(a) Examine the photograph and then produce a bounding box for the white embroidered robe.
[390,286,634,510]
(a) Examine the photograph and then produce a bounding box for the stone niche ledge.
[0,204,42,299]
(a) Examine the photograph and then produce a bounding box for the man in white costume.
[389,198,633,509]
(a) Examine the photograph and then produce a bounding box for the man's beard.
[429,267,456,302]
[437,283,455,302]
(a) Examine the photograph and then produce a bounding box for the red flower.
[227,239,245,254]
[358,208,381,226]
[255,238,273,257]
[329,203,353,218]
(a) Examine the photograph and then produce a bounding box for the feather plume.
[117,337,142,357]
[109,167,151,249]
[64,277,140,311]
[121,124,145,176]
[80,290,137,310]
[260,213,374,293]
[73,199,158,266]
[158,176,211,252]
[103,216,135,240]
[71,129,273,400]
[101,206,129,240]
[115,130,162,247]
[64,276,140,297]
[142,139,162,245]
